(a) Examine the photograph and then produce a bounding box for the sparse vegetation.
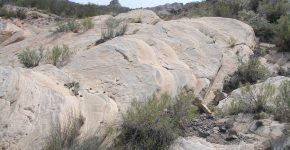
[227,37,237,48]
[64,82,80,96]
[43,111,85,150]
[18,45,73,68]
[18,47,44,68]
[237,10,275,42]
[212,1,243,18]
[0,8,26,19]
[274,15,290,52]
[45,45,73,67]
[55,19,81,33]
[116,91,198,150]
[220,83,275,116]
[102,17,127,39]
[81,17,95,31]
[253,44,268,57]
[0,0,130,18]
[223,58,270,93]
[220,80,290,123]
[257,0,288,23]
[96,17,128,45]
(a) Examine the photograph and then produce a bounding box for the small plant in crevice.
[115,90,199,150]
[223,57,270,93]
[227,37,237,48]
[18,46,44,68]
[64,81,80,96]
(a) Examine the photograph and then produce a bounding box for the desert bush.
[238,10,275,42]
[43,111,84,150]
[274,15,290,52]
[101,17,127,41]
[18,47,44,68]
[55,19,81,33]
[273,80,290,122]
[221,83,275,116]
[116,91,198,150]
[45,45,73,67]
[0,8,17,19]
[0,8,26,19]
[258,0,288,23]
[223,58,270,93]
[212,1,243,18]
[16,9,26,19]
[81,17,95,31]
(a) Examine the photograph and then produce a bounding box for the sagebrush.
[45,45,73,67]
[223,58,270,93]
[18,47,44,68]
[116,91,198,150]
[81,17,95,31]
[101,17,127,41]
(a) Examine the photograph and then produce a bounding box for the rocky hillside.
[0,4,290,150]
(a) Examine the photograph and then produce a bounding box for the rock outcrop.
[0,10,256,149]
[109,0,121,7]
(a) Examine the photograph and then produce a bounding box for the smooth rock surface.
[0,10,256,149]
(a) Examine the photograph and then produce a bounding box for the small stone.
[219,126,227,133]
[228,129,238,136]
[198,129,210,138]
[213,127,219,133]
[225,135,238,141]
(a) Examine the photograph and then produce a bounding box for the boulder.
[115,9,161,24]
[218,76,290,113]
[170,137,255,150]
[272,135,290,150]
[0,10,256,149]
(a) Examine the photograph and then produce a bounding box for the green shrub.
[55,19,81,33]
[274,15,290,52]
[45,45,73,67]
[0,8,26,19]
[273,80,290,122]
[212,1,243,18]
[221,83,275,116]
[116,91,198,150]
[238,10,275,42]
[223,58,270,93]
[18,47,44,68]
[258,0,288,23]
[0,9,17,19]
[101,17,127,41]
[81,17,95,31]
